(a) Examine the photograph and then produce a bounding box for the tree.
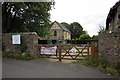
[92,35,98,40]
[98,25,105,33]
[79,34,91,40]
[61,22,69,29]
[2,2,55,37]
[61,22,87,39]
[69,22,86,39]
[2,2,26,32]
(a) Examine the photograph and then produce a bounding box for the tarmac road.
[2,58,116,78]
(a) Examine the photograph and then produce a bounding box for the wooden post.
[58,41,62,61]
[87,42,90,60]
[59,46,62,61]
[91,41,98,61]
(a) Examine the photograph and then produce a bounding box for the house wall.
[68,32,71,40]
[2,32,39,57]
[64,31,67,40]
[50,22,61,30]
[98,28,120,62]
[49,22,71,40]
[49,22,63,40]
[117,6,120,28]
[49,29,64,40]
[108,6,120,31]
[64,31,71,40]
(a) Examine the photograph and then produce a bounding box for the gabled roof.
[50,21,71,33]
[106,1,120,30]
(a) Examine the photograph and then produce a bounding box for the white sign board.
[70,47,77,53]
[40,46,57,55]
[12,34,21,44]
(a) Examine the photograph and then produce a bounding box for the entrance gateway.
[39,42,97,61]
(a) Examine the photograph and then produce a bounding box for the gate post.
[87,42,90,60]
[91,41,98,61]
[57,41,62,61]
[59,46,62,61]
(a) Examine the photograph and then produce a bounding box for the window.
[54,30,57,36]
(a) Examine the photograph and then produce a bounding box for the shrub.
[79,34,91,40]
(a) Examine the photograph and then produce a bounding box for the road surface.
[2,58,116,78]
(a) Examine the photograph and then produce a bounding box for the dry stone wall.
[2,32,39,57]
[98,28,120,62]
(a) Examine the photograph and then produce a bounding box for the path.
[2,58,116,78]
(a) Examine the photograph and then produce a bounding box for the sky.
[50,0,119,36]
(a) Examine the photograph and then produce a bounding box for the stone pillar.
[2,32,39,58]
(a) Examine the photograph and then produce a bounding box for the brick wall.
[2,32,39,57]
[98,28,120,62]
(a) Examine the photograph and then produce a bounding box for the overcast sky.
[50,0,119,36]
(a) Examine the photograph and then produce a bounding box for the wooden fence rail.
[39,42,98,61]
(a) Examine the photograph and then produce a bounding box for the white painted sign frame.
[12,34,21,44]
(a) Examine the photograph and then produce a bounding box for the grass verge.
[2,51,34,60]
[73,59,120,77]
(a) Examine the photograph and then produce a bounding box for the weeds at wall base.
[2,51,34,60]
[72,57,120,76]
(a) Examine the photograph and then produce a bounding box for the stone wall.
[98,28,120,62]
[2,32,38,57]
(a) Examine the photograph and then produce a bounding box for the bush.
[79,34,91,40]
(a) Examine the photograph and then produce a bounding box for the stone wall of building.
[49,29,64,40]
[98,28,120,62]
[2,32,39,57]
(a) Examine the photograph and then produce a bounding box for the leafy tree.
[61,22,87,39]
[69,22,87,39]
[79,34,91,40]
[61,22,69,29]
[2,2,55,37]
[75,38,79,40]
[2,2,26,32]
[82,30,88,34]
[92,35,98,40]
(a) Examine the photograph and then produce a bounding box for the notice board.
[12,34,21,44]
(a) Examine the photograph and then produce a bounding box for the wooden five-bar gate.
[39,42,98,61]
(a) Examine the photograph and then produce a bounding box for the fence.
[39,42,98,61]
